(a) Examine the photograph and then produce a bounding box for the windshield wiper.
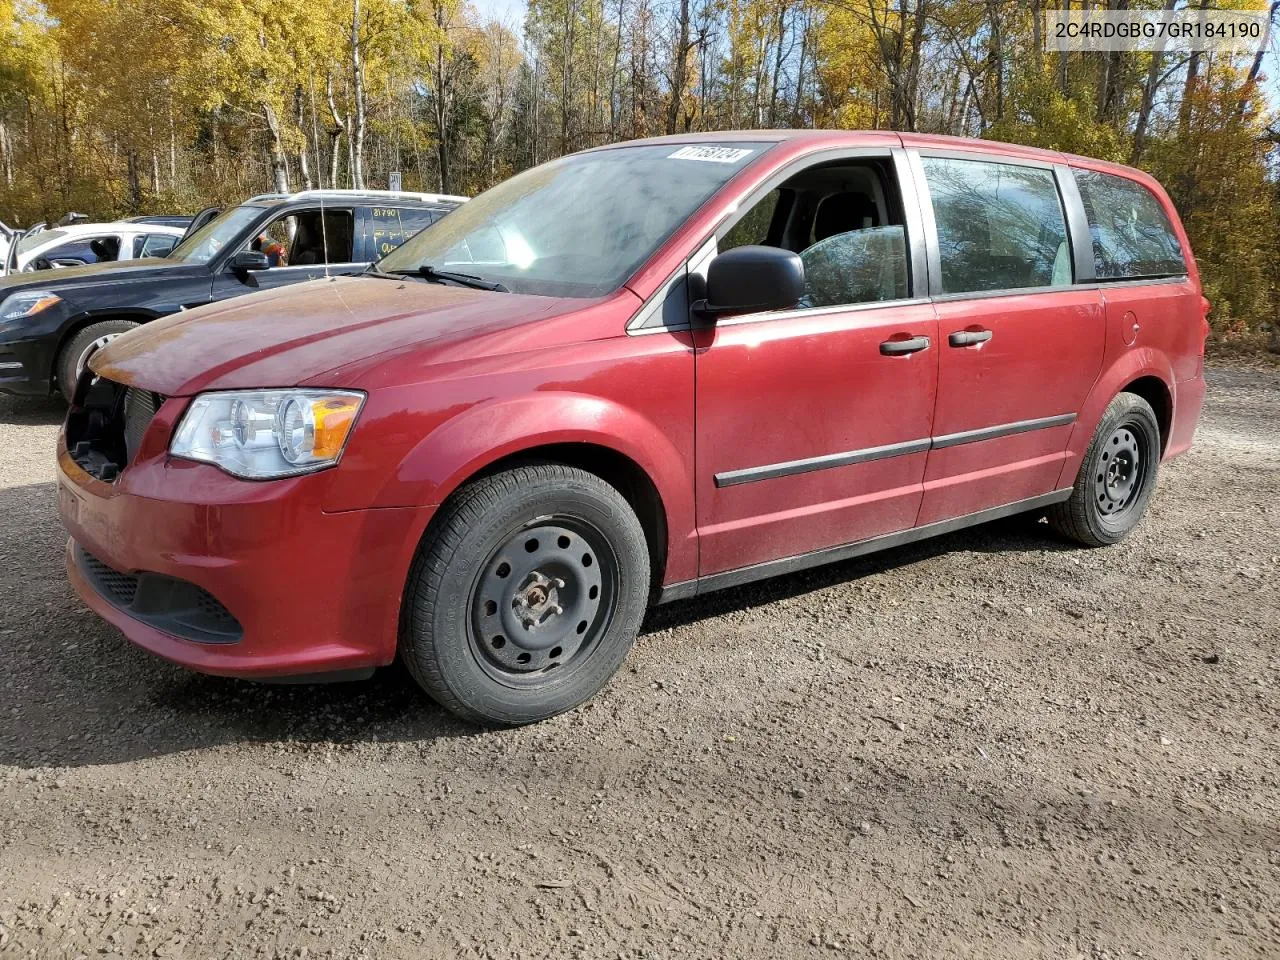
[418,264,508,292]
[363,266,408,281]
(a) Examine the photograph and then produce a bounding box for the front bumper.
[58,436,435,679]
[0,309,67,395]
[0,338,52,395]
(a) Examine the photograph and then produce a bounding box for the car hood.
[0,258,200,295]
[91,275,605,396]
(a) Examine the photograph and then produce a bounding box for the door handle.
[948,329,993,347]
[879,336,931,356]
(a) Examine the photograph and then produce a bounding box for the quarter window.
[720,189,780,252]
[922,156,1072,294]
[1073,169,1185,280]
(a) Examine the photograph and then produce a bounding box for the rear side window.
[1073,169,1186,280]
[370,207,439,259]
[921,156,1072,294]
[134,234,178,258]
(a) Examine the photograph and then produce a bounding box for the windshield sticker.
[667,146,754,164]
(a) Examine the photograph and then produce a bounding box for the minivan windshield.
[167,205,264,264]
[376,142,769,297]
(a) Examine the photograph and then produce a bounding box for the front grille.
[123,387,162,463]
[66,378,166,481]
[75,546,243,644]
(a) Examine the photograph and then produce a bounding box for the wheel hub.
[512,571,565,630]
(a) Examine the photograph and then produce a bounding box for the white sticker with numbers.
[667,145,755,164]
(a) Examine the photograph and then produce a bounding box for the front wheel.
[57,319,141,402]
[1048,392,1162,547]
[400,463,651,726]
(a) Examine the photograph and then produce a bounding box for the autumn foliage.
[0,0,1276,338]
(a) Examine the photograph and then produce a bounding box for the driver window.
[718,160,909,310]
[247,209,355,267]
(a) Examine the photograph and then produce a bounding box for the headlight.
[0,290,62,322]
[170,389,365,479]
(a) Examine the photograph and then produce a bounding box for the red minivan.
[56,131,1208,725]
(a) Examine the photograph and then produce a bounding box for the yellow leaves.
[810,2,884,128]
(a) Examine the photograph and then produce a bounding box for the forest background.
[1,0,1278,344]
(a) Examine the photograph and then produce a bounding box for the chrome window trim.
[911,146,1060,170]
[712,297,931,329]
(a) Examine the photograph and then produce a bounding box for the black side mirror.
[229,250,271,274]
[695,245,805,319]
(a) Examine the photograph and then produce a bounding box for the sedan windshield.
[377,142,769,297]
[167,205,264,264]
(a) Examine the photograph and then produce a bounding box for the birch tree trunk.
[326,74,348,188]
[350,0,367,189]
[263,102,291,193]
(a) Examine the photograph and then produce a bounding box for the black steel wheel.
[400,462,650,726]
[1093,423,1146,520]
[470,517,618,686]
[1048,392,1161,547]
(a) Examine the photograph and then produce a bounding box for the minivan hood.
[0,258,198,295]
[92,275,597,396]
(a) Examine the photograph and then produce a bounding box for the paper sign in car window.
[667,146,754,164]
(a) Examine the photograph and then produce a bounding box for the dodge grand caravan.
[56,131,1208,726]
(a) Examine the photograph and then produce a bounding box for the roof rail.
[244,189,469,205]
[294,189,469,204]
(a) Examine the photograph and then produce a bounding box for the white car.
[1,221,186,275]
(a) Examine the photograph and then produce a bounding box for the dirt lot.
[0,364,1276,960]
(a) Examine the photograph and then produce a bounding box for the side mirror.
[695,245,805,319]
[229,250,271,274]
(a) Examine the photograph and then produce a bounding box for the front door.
[912,152,1105,526]
[211,207,362,302]
[693,151,938,577]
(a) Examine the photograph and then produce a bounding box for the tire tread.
[1047,392,1160,547]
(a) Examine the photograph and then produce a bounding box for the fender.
[57,306,170,346]
[1054,346,1175,490]
[335,391,698,586]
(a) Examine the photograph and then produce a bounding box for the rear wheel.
[57,319,140,401]
[400,463,650,726]
[1048,392,1161,546]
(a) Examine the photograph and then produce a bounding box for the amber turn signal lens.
[311,396,362,460]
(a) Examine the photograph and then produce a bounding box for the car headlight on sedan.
[0,290,62,322]
[170,389,365,479]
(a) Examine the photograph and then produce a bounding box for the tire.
[400,462,651,726]
[57,319,141,402]
[1048,392,1161,547]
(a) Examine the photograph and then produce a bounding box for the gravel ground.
[0,365,1276,959]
